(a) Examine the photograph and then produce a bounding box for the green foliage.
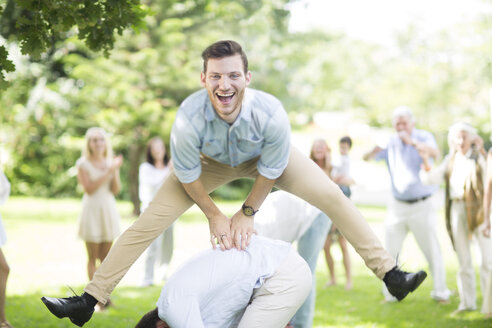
[0,45,14,88]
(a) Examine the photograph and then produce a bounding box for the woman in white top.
[0,170,13,328]
[420,122,491,315]
[310,139,352,290]
[76,127,123,307]
[139,137,173,286]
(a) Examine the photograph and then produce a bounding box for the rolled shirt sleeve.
[257,105,291,179]
[171,110,203,184]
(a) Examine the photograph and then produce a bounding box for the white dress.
[76,158,121,243]
[0,170,10,247]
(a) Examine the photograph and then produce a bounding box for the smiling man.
[42,41,427,327]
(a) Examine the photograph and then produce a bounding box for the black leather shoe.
[41,295,94,327]
[383,267,427,301]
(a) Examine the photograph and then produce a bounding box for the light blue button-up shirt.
[375,128,439,200]
[170,88,291,183]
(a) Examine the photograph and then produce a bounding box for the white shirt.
[138,162,171,211]
[331,154,351,184]
[0,171,10,206]
[419,150,486,199]
[157,235,292,328]
[254,191,323,242]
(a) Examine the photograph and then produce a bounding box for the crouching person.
[136,235,311,328]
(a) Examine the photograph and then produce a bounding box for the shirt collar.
[237,88,252,124]
[204,98,216,122]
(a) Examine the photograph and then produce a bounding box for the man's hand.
[230,210,256,250]
[398,131,413,145]
[208,214,233,250]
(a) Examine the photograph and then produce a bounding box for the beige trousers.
[85,146,395,303]
[238,248,312,328]
[451,201,492,313]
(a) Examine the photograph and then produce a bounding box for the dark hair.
[135,308,169,328]
[339,136,352,149]
[146,137,169,166]
[201,40,248,74]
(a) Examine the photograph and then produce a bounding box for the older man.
[364,106,451,302]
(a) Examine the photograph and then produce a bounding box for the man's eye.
[210,75,220,79]
[230,74,240,79]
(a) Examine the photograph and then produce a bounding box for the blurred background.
[1,0,492,213]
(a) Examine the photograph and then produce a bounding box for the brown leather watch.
[241,203,258,216]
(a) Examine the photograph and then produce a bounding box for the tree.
[0,0,148,88]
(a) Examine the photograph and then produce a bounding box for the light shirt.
[0,170,10,206]
[157,235,292,328]
[420,150,486,199]
[375,129,438,200]
[254,190,324,242]
[331,154,351,185]
[170,88,291,183]
[138,162,171,211]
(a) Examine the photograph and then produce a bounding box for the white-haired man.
[363,106,451,302]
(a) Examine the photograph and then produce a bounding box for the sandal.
[0,321,14,328]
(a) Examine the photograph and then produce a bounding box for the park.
[1,0,492,327]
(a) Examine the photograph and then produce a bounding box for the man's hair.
[391,106,415,124]
[135,308,168,328]
[339,136,352,149]
[201,40,248,74]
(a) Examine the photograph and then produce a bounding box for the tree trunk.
[128,133,145,216]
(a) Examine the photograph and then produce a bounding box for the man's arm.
[230,174,276,250]
[182,178,233,250]
[363,146,383,161]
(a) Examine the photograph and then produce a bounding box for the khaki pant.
[85,146,395,303]
[238,248,311,328]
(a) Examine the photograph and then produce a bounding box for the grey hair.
[447,122,477,152]
[391,106,416,125]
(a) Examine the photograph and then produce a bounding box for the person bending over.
[135,235,311,328]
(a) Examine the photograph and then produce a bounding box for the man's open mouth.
[216,92,235,104]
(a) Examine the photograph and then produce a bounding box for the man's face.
[201,54,251,124]
[393,115,414,135]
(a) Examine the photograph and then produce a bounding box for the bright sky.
[289,0,492,46]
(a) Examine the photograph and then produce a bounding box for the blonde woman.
[76,127,123,308]
[420,122,492,314]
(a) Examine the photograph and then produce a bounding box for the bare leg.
[85,242,99,281]
[323,234,336,286]
[0,249,9,323]
[338,235,352,290]
[97,242,113,264]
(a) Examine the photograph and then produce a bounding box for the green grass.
[1,197,491,327]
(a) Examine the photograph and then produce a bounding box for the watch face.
[242,205,255,216]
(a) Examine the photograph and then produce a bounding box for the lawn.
[1,197,490,327]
